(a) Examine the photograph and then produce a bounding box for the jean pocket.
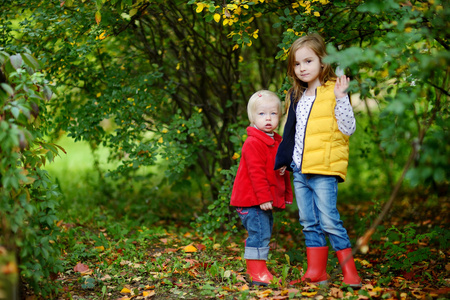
[236,207,249,222]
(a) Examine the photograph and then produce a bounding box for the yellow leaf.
[196,3,205,13]
[183,245,197,252]
[314,11,320,16]
[256,289,273,297]
[158,137,163,143]
[143,290,155,297]
[99,31,107,40]
[213,13,221,23]
[232,152,240,160]
[129,8,138,17]
[95,246,105,252]
[121,287,131,294]
[302,291,317,296]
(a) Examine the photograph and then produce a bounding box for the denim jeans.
[291,162,351,251]
[236,206,273,260]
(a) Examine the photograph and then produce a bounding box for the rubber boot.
[290,246,328,285]
[336,248,362,288]
[246,259,274,286]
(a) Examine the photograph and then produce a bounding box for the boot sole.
[250,281,269,286]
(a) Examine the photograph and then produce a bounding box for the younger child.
[275,33,362,288]
[231,90,293,286]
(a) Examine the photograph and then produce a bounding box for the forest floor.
[21,195,449,300]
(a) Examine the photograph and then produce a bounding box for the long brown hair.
[285,33,336,110]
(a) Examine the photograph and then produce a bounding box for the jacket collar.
[246,126,280,146]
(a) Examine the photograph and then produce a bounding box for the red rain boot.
[336,248,362,288]
[246,259,274,286]
[290,246,329,285]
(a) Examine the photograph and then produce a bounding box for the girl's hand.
[260,201,273,211]
[335,75,350,99]
[279,166,287,176]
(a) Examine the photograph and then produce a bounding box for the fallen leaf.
[183,245,197,253]
[302,291,317,296]
[100,274,111,281]
[256,289,273,298]
[142,290,155,297]
[330,287,343,298]
[121,287,131,294]
[73,262,90,273]
[196,244,206,251]
[120,260,131,266]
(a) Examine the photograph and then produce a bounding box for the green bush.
[0,49,64,296]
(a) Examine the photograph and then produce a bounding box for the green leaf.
[1,83,14,96]
[21,53,41,70]
[11,106,20,119]
[9,54,23,70]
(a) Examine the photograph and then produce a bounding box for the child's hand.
[260,201,273,211]
[278,166,287,176]
[335,75,350,99]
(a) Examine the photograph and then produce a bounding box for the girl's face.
[294,46,322,89]
[253,98,280,134]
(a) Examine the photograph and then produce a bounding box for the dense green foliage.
[1,0,448,295]
[0,50,64,296]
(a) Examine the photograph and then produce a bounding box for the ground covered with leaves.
[22,197,449,300]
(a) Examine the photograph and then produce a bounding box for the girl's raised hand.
[335,75,350,99]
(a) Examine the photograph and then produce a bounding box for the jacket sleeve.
[275,99,297,172]
[243,138,273,205]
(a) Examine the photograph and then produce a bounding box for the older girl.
[275,33,362,288]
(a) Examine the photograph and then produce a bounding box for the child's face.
[253,98,280,134]
[294,46,322,88]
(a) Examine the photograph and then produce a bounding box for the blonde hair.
[285,33,337,110]
[247,90,282,125]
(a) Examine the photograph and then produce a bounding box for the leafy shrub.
[382,224,439,273]
[0,49,64,296]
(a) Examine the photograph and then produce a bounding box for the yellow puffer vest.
[302,81,350,182]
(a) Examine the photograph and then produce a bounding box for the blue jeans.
[236,206,273,260]
[291,162,351,251]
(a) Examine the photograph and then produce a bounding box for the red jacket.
[230,127,293,208]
